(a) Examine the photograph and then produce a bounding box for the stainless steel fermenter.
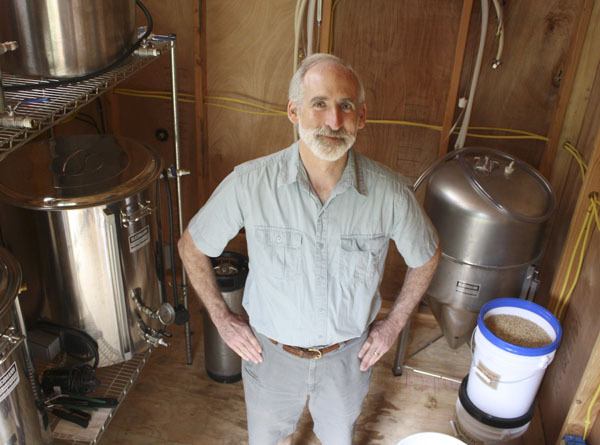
[0,248,51,444]
[0,135,170,367]
[422,147,554,348]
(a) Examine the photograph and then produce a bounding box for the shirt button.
[276,235,282,243]
[317,242,324,249]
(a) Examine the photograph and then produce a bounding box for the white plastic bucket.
[467,298,562,418]
[396,432,466,445]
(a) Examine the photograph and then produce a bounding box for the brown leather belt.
[269,338,344,359]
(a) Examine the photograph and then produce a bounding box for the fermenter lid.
[0,135,162,210]
[0,248,21,316]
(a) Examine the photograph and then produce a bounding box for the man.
[178,53,440,445]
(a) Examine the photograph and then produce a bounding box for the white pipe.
[306,0,317,56]
[491,0,504,68]
[293,0,308,73]
[455,0,489,149]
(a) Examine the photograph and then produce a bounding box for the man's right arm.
[178,230,262,363]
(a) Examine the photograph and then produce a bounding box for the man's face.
[288,62,366,162]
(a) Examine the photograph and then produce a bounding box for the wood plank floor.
[100,304,545,444]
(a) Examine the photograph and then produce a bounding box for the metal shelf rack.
[0,35,193,366]
[0,39,169,161]
[51,350,152,445]
[1,32,194,443]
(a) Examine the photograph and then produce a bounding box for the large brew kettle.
[0,135,170,366]
[420,147,555,348]
[0,0,136,78]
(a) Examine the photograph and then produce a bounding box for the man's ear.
[357,103,367,130]
[287,101,299,125]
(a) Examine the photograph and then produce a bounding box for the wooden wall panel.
[539,61,600,305]
[332,0,463,182]
[205,0,296,190]
[455,0,585,167]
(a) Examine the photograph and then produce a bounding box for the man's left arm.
[358,246,441,371]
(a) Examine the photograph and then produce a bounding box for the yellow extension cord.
[112,88,550,141]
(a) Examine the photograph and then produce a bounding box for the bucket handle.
[471,328,553,386]
[473,355,552,386]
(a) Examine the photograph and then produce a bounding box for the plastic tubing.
[455,0,489,149]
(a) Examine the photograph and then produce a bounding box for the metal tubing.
[0,79,5,114]
[392,318,412,376]
[169,37,193,365]
[14,298,44,403]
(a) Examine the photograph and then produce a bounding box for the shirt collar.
[277,142,368,196]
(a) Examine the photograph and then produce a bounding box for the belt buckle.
[307,348,322,359]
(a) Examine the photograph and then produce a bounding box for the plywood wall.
[454,0,587,168]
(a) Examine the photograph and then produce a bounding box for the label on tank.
[455,281,480,297]
[0,362,19,403]
[129,225,150,253]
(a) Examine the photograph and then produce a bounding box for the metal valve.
[130,288,175,326]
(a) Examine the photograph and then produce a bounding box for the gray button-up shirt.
[188,142,438,347]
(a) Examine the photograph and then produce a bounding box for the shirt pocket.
[339,234,387,284]
[256,227,302,281]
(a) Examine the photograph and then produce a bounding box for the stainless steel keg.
[422,147,554,348]
[0,135,170,366]
[0,248,51,444]
[0,0,136,77]
[204,252,249,383]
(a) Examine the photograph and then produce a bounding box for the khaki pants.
[242,330,371,445]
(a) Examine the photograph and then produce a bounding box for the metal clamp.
[0,327,25,367]
[120,201,153,227]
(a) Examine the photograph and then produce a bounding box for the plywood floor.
[100,305,545,445]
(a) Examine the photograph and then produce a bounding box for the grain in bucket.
[467,298,562,419]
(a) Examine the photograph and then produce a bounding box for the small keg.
[204,252,248,383]
[0,248,51,444]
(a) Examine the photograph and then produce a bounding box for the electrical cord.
[2,0,153,92]
[113,87,552,142]
[552,196,599,320]
[584,380,600,439]
[35,320,99,369]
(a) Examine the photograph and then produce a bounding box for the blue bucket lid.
[477,298,562,356]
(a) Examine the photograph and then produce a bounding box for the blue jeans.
[242,330,371,445]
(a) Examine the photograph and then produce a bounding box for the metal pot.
[0,248,51,444]
[423,147,554,348]
[0,135,170,367]
[0,0,136,77]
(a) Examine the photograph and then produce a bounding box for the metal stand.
[392,319,412,376]
[167,36,193,365]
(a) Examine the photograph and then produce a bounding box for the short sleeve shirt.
[188,142,438,347]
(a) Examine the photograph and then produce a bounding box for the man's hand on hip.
[215,311,263,364]
[357,318,400,371]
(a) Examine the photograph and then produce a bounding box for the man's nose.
[325,106,343,130]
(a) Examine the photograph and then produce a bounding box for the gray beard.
[298,125,356,161]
